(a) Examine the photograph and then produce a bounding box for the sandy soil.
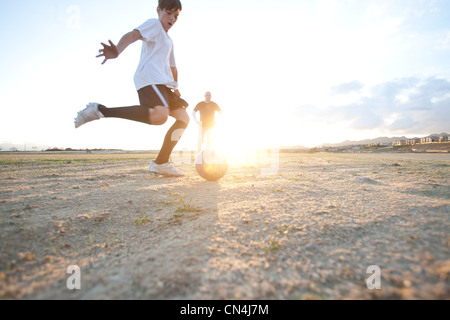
[0,152,449,300]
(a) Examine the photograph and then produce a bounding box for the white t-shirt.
[134,19,177,91]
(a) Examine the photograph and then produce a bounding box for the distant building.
[420,136,437,143]
[425,136,439,143]
[407,138,420,145]
[394,140,406,146]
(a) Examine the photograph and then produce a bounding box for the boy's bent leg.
[98,105,169,125]
[155,108,189,165]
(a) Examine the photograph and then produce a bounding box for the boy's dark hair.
[158,0,182,11]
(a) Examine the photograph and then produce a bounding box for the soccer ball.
[195,150,228,181]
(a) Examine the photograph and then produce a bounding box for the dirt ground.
[0,152,449,300]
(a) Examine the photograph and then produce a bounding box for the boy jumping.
[74,0,189,177]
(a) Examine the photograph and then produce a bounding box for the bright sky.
[1,0,449,151]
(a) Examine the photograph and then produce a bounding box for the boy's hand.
[96,40,119,65]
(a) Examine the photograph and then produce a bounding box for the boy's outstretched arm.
[97,30,142,65]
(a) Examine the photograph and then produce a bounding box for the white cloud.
[296,76,450,136]
[330,81,364,95]
[436,31,450,49]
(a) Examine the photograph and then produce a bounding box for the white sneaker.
[74,103,104,128]
[149,160,185,177]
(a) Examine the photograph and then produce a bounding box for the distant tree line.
[44,148,107,152]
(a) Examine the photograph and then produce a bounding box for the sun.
[198,123,246,163]
[202,120,279,170]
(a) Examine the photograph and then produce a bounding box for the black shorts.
[138,85,189,111]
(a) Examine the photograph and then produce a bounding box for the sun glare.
[203,121,279,171]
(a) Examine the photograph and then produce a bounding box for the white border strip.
[152,85,169,108]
